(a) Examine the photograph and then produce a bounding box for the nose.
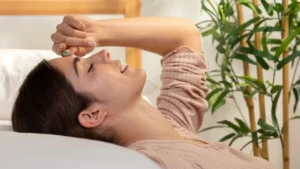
[101,49,111,63]
[89,49,111,63]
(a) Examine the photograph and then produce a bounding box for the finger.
[56,23,86,38]
[69,47,78,56]
[86,47,95,54]
[52,43,66,55]
[51,32,93,47]
[63,15,86,31]
[51,31,66,43]
[74,47,88,57]
[65,37,96,47]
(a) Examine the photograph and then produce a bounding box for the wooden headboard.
[0,0,141,69]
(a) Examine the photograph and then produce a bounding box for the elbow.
[180,19,202,52]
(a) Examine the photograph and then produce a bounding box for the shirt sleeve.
[156,46,209,137]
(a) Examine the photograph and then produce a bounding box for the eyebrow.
[73,57,80,76]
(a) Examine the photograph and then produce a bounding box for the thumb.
[73,47,89,57]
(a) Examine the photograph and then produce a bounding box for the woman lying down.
[11,16,274,169]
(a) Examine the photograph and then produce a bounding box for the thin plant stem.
[273,0,281,26]
[272,64,277,85]
[240,137,278,151]
[232,94,249,127]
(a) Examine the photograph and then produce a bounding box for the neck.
[108,97,182,146]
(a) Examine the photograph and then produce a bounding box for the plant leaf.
[226,17,260,39]
[207,78,219,85]
[206,88,223,101]
[239,46,276,61]
[237,0,262,14]
[244,89,259,99]
[271,89,282,130]
[235,118,249,134]
[267,39,282,44]
[216,36,226,45]
[233,53,257,65]
[293,88,299,113]
[219,80,233,88]
[230,19,273,49]
[289,116,300,121]
[218,120,240,133]
[257,118,277,132]
[224,6,234,17]
[216,44,226,53]
[277,52,300,70]
[274,3,284,13]
[212,99,226,113]
[202,27,217,37]
[218,5,226,23]
[245,27,282,47]
[255,56,270,70]
[229,135,240,146]
[251,131,259,147]
[261,0,274,16]
[262,30,268,53]
[201,0,219,27]
[199,125,228,133]
[257,128,278,138]
[219,133,236,142]
[275,27,300,58]
[238,76,267,92]
[271,85,282,94]
[212,90,229,113]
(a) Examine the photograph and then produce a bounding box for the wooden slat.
[253,0,269,161]
[0,0,142,69]
[125,0,141,69]
[282,0,290,168]
[235,1,260,157]
[0,0,126,15]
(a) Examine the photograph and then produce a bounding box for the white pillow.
[0,131,160,169]
[0,49,154,121]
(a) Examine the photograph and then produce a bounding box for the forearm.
[95,17,201,56]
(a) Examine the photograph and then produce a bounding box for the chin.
[132,69,147,95]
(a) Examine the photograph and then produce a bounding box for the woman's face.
[49,49,146,112]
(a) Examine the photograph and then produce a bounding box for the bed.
[0,1,159,169]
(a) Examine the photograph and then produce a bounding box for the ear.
[78,108,108,128]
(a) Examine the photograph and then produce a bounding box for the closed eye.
[88,64,93,73]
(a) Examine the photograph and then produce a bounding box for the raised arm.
[96,17,201,55]
[51,16,201,57]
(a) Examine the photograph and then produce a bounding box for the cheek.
[90,72,123,97]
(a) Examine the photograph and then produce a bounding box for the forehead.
[49,57,73,74]
[48,57,77,85]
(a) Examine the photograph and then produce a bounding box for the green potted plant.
[197,0,300,169]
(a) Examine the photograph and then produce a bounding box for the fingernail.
[88,41,96,47]
[59,43,63,49]
[61,50,70,57]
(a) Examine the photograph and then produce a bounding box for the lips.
[120,63,129,73]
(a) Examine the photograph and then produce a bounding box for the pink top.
[127,47,274,169]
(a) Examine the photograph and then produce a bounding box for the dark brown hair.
[11,60,108,141]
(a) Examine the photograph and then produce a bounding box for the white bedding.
[0,131,160,169]
[0,120,12,131]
